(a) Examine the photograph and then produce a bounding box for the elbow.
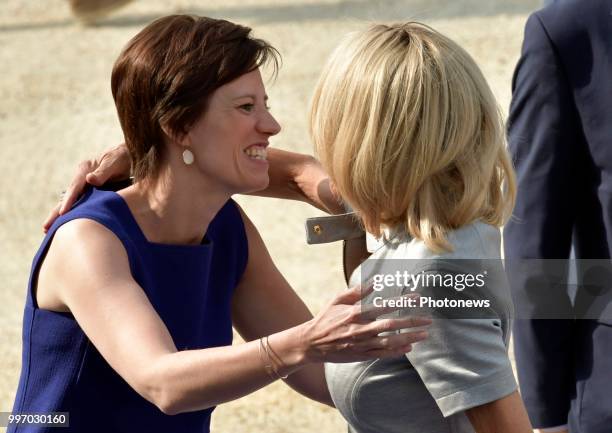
[140,379,181,416]
[151,384,179,416]
[147,371,198,416]
[148,381,188,416]
[156,398,181,416]
[138,362,186,416]
[143,373,215,416]
[154,388,215,416]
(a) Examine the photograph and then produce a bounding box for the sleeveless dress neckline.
[96,188,213,251]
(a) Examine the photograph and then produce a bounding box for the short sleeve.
[401,268,517,417]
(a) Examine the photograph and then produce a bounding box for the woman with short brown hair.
[9,15,429,433]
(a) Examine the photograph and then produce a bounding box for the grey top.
[325,222,517,433]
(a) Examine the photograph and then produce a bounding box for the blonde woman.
[52,21,531,433]
[309,23,532,433]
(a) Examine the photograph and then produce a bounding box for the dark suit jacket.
[504,0,612,325]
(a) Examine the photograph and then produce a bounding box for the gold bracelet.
[264,336,289,380]
[258,338,276,379]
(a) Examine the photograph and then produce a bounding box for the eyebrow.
[232,94,269,101]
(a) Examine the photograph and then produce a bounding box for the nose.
[257,110,281,136]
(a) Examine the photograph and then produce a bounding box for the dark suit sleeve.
[503,13,581,428]
[504,12,581,259]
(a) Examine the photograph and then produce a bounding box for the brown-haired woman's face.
[183,69,281,194]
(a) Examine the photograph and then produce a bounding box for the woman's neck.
[118,167,231,245]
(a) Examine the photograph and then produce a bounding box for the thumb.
[85,170,107,186]
[85,154,117,185]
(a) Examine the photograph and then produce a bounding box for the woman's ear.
[162,125,194,165]
[161,123,189,147]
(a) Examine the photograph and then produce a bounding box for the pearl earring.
[182,148,194,165]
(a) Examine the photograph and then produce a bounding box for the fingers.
[358,293,421,321]
[84,151,114,187]
[372,315,432,334]
[334,276,418,308]
[308,289,432,363]
[44,158,94,230]
[42,202,62,233]
[60,144,130,215]
[85,170,106,186]
[333,282,374,305]
[43,144,130,232]
[340,314,431,341]
[87,143,131,186]
[86,150,120,186]
[370,329,429,349]
[59,160,92,215]
[361,346,414,359]
[337,329,429,361]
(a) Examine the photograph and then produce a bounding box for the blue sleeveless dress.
[9,186,248,433]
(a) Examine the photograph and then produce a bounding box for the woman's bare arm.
[230,207,332,405]
[38,217,429,415]
[254,148,344,214]
[465,390,532,433]
[44,145,342,231]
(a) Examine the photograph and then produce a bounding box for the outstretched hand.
[43,144,130,232]
[300,284,431,363]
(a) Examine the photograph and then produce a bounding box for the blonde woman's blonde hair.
[310,22,516,252]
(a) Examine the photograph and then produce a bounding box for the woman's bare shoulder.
[36,218,132,312]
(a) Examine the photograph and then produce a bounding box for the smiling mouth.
[244,146,268,161]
